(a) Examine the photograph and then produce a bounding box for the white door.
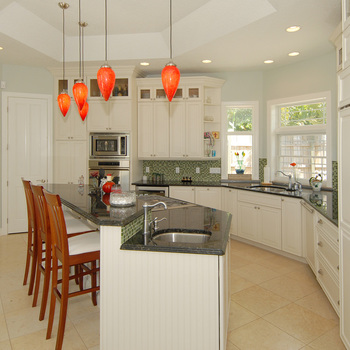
[6,96,50,233]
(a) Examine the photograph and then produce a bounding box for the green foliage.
[280,102,326,127]
[227,108,252,131]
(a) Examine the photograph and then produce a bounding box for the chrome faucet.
[143,202,167,242]
[276,170,293,190]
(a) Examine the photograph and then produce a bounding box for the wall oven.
[90,133,129,158]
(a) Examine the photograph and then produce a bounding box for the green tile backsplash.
[143,160,222,182]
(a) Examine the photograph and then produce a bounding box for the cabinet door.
[302,202,316,273]
[186,102,203,158]
[153,102,169,157]
[169,186,195,203]
[138,103,155,158]
[281,197,302,256]
[70,141,87,184]
[237,202,259,241]
[87,100,110,132]
[259,206,282,250]
[195,187,221,210]
[169,102,186,158]
[109,100,132,131]
[222,188,237,235]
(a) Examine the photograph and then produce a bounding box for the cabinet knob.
[318,269,323,275]
[318,219,323,224]
[337,265,340,270]
[281,198,284,202]
[317,241,323,247]
[207,188,210,191]
[337,238,339,243]
[338,300,340,305]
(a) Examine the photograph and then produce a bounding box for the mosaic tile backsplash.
[143,160,222,182]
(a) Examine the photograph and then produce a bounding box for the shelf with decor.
[88,77,130,99]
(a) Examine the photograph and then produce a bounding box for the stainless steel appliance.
[90,133,129,158]
[89,159,130,192]
[136,186,169,197]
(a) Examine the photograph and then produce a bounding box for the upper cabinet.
[88,77,131,99]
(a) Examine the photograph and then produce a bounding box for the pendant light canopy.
[161,0,180,102]
[58,2,71,117]
[73,0,88,119]
[97,0,115,101]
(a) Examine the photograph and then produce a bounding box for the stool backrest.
[43,190,69,259]
[31,184,50,243]
[22,179,36,232]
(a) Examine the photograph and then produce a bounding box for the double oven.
[89,133,130,192]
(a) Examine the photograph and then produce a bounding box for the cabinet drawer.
[316,254,340,315]
[238,191,281,208]
[315,215,339,246]
[316,230,339,277]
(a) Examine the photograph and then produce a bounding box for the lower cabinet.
[221,188,238,235]
[54,141,87,184]
[301,201,316,273]
[169,186,195,203]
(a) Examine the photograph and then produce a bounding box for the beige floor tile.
[0,299,3,315]
[231,245,277,263]
[286,265,320,289]
[259,275,318,301]
[67,294,100,322]
[230,272,254,294]
[295,290,339,323]
[225,340,240,350]
[300,347,314,350]
[230,252,252,270]
[308,327,346,350]
[258,253,305,274]
[1,287,40,314]
[10,327,87,350]
[264,303,338,343]
[87,346,100,350]
[0,314,9,343]
[233,263,280,284]
[228,318,305,350]
[231,285,290,316]
[72,311,100,349]
[227,301,259,332]
[230,239,252,251]
[0,340,11,350]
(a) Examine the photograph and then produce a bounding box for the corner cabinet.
[137,76,224,160]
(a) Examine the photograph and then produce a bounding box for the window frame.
[221,101,259,180]
[267,91,332,187]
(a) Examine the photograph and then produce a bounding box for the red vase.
[102,174,115,194]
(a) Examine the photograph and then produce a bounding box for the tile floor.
[0,233,346,350]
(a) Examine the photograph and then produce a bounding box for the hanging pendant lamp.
[73,0,88,115]
[161,0,180,102]
[57,2,71,117]
[79,101,89,121]
[97,0,115,101]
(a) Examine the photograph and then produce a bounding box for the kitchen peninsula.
[43,184,232,350]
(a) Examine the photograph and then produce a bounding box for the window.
[268,92,331,186]
[222,102,259,179]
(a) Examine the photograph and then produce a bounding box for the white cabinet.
[169,101,203,158]
[169,186,195,203]
[172,84,202,101]
[138,102,169,158]
[301,201,316,273]
[281,197,302,256]
[54,141,87,184]
[237,191,282,250]
[195,187,222,210]
[221,188,238,235]
[87,100,132,132]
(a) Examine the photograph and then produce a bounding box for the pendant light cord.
[62,6,66,81]
[79,0,82,79]
[169,0,173,60]
[104,0,108,63]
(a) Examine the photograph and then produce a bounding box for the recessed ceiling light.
[286,25,301,33]
[264,60,274,64]
[140,62,150,66]
[288,51,300,57]
[202,59,212,64]
[0,47,4,50]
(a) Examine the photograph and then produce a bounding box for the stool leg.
[32,239,43,307]
[23,228,32,286]
[28,232,37,296]
[39,241,51,321]
[91,260,97,306]
[46,254,58,340]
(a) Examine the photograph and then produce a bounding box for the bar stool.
[31,184,97,321]
[44,190,100,350]
[22,179,37,296]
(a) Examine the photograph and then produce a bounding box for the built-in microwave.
[90,133,129,158]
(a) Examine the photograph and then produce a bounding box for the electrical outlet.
[145,167,150,173]
[175,167,180,174]
[196,167,200,174]
[209,167,221,174]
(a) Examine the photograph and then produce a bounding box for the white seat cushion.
[64,211,98,234]
[68,231,100,255]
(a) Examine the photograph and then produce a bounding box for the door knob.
[36,179,46,183]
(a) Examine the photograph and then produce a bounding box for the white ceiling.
[0,0,342,75]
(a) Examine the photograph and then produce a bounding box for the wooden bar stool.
[31,184,98,321]
[43,190,100,350]
[22,179,37,296]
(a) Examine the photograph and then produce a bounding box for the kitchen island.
[43,184,232,350]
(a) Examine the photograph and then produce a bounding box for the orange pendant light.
[58,3,70,117]
[97,65,115,101]
[162,63,180,102]
[97,0,115,101]
[57,91,71,116]
[162,0,180,102]
[79,101,89,121]
[73,80,88,110]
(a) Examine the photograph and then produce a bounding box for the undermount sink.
[152,230,211,244]
[248,185,290,193]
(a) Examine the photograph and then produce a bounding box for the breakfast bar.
[44,184,232,350]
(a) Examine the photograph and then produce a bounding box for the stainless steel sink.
[152,230,211,244]
[248,185,290,193]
